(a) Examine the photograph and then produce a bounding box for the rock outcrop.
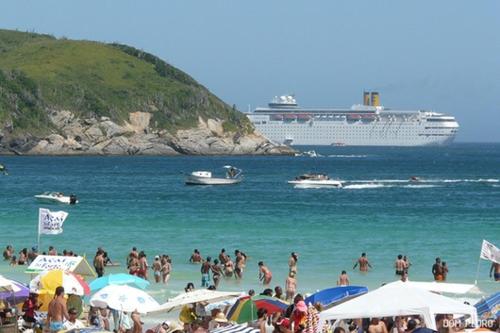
[2,110,293,156]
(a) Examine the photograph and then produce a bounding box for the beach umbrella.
[0,279,30,300]
[227,295,289,324]
[210,323,260,333]
[153,289,241,313]
[30,269,90,296]
[304,286,368,308]
[90,284,159,314]
[89,273,150,292]
[474,291,500,320]
[0,275,21,292]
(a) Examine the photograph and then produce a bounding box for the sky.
[1,0,499,142]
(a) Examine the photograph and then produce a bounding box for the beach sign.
[25,255,96,277]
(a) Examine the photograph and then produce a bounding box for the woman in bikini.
[258,261,272,285]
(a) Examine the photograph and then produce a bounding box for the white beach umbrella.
[152,289,242,313]
[90,285,159,314]
[0,275,21,292]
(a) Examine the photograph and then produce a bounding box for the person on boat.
[337,270,350,286]
[189,249,202,263]
[285,271,297,302]
[0,164,7,175]
[258,261,273,285]
[490,261,500,281]
[288,252,298,275]
[353,253,372,272]
[227,167,237,178]
[394,254,405,276]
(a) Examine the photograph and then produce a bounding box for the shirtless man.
[337,270,350,286]
[490,262,500,281]
[235,250,246,279]
[394,255,405,276]
[93,250,105,277]
[368,318,388,333]
[258,261,272,285]
[432,257,444,281]
[152,256,162,283]
[201,257,212,287]
[128,247,138,266]
[353,253,372,272]
[218,249,229,265]
[189,249,202,263]
[47,286,69,333]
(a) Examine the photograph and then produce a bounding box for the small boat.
[409,176,421,182]
[34,192,78,204]
[185,166,243,185]
[288,173,343,188]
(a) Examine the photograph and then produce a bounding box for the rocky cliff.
[0,29,293,156]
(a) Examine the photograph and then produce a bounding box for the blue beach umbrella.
[304,286,368,308]
[474,291,500,320]
[89,273,150,292]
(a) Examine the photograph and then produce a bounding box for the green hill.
[0,29,251,138]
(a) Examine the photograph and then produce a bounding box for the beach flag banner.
[480,240,500,264]
[25,255,96,277]
[38,208,68,235]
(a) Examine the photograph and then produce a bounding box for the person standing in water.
[394,255,405,276]
[337,270,350,286]
[353,253,372,272]
[289,252,298,275]
[201,257,212,287]
[432,257,444,281]
[152,256,162,283]
[285,271,297,302]
[490,262,500,281]
[258,261,272,285]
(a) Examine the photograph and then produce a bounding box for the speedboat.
[185,166,243,185]
[288,173,343,188]
[34,192,78,204]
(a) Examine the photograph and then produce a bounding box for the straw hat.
[165,321,184,333]
[214,312,228,323]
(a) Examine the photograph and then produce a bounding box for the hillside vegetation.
[0,29,251,136]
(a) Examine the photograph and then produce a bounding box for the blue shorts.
[201,273,210,287]
[50,321,63,332]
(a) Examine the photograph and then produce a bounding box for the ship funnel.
[370,92,380,107]
[363,91,370,106]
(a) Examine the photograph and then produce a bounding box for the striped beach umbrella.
[475,292,500,320]
[30,269,90,296]
[210,323,260,333]
[227,295,289,324]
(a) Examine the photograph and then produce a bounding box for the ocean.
[0,143,499,305]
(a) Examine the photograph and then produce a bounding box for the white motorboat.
[185,166,243,185]
[34,192,78,204]
[288,173,343,188]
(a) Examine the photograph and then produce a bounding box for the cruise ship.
[246,92,459,146]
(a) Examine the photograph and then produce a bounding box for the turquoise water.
[0,143,499,303]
